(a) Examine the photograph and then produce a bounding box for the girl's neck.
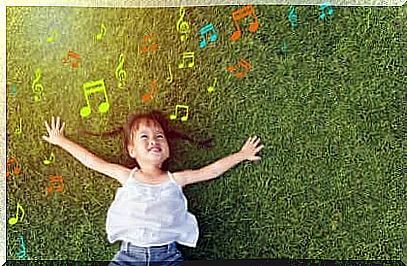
[138,165,165,177]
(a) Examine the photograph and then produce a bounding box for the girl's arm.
[42,117,131,185]
[173,136,264,187]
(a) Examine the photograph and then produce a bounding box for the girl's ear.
[128,145,135,158]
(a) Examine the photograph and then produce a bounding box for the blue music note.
[319,2,334,20]
[288,6,298,30]
[199,23,218,49]
[16,235,26,260]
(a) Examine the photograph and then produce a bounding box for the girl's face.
[127,119,170,168]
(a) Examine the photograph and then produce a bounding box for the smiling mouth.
[148,147,161,152]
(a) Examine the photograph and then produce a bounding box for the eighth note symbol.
[319,2,334,20]
[178,52,194,69]
[15,118,22,135]
[207,78,217,93]
[170,104,189,122]
[96,23,107,41]
[166,64,173,83]
[80,79,110,118]
[9,202,25,225]
[43,152,55,165]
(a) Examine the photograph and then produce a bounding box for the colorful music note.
[14,118,22,135]
[176,6,190,41]
[227,59,252,78]
[47,30,59,43]
[288,6,298,30]
[43,152,55,165]
[96,23,107,41]
[80,79,110,118]
[199,23,218,49]
[7,156,21,178]
[32,69,43,102]
[319,2,334,20]
[166,64,173,83]
[16,235,26,260]
[140,33,158,54]
[170,105,189,122]
[230,5,259,41]
[178,52,194,69]
[142,80,158,103]
[8,202,25,225]
[115,53,126,88]
[11,83,17,96]
[207,78,217,93]
[47,175,64,193]
[62,50,81,69]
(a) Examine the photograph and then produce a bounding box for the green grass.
[6,4,405,261]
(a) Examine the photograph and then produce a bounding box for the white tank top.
[106,167,199,247]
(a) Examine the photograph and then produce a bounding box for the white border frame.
[1,0,405,265]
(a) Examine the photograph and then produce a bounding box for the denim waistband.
[120,241,176,253]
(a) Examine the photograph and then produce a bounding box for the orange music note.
[7,156,21,178]
[170,105,189,122]
[80,79,110,118]
[230,5,259,41]
[227,59,252,78]
[47,175,64,193]
[142,80,158,103]
[140,33,158,54]
[62,50,81,69]
[8,203,25,225]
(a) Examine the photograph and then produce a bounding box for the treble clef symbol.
[176,6,190,41]
[32,69,43,102]
[288,6,298,30]
[115,53,126,88]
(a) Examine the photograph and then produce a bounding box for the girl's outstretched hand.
[42,116,66,146]
[239,136,264,161]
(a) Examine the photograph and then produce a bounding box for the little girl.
[42,110,264,265]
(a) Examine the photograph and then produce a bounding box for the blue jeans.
[108,241,184,266]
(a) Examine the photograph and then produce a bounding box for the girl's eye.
[157,135,164,139]
[140,135,147,139]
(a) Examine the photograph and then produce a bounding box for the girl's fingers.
[56,116,60,130]
[44,121,51,133]
[60,122,65,132]
[253,137,261,147]
[51,116,55,129]
[256,145,264,153]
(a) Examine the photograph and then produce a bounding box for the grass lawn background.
[6,4,405,261]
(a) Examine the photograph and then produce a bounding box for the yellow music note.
[47,30,59,43]
[43,152,55,165]
[207,78,217,93]
[166,64,173,83]
[9,203,25,225]
[176,6,190,41]
[170,105,189,122]
[115,54,126,88]
[32,69,43,102]
[14,118,22,135]
[178,52,194,69]
[96,23,107,40]
[80,79,110,118]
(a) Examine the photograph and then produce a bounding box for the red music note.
[230,5,259,41]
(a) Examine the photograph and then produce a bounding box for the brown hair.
[80,110,213,171]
